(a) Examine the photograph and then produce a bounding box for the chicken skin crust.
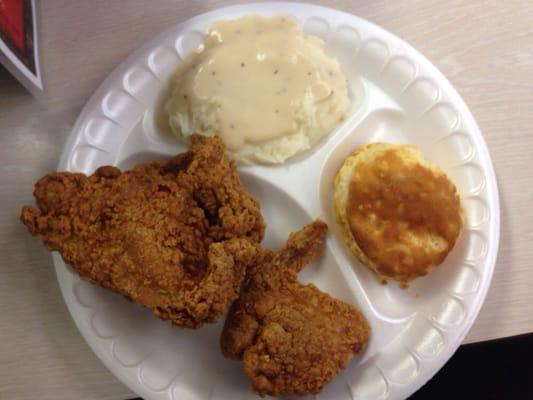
[221,220,370,396]
[21,135,265,328]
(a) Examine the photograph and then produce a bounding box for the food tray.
[54,3,500,399]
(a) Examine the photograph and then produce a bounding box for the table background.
[1,1,532,399]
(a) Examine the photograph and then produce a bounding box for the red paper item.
[0,0,25,53]
[0,0,36,76]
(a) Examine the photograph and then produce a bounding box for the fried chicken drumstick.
[220,220,370,396]
[21,135,265,328]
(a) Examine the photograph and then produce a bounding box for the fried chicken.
[21,135,265,328]
[220,220,370,396]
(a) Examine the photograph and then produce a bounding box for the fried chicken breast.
[21,135,265,328]
[221,220,370,396]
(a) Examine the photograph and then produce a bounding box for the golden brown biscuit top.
[346,146,463,282]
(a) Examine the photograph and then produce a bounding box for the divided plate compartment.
[55,3,499,400]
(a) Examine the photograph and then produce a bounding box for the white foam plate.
[54,3,499,399]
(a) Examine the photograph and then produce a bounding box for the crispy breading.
[21,135,265,328]
[221,220,370,396]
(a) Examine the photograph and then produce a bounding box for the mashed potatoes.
[164,15,350,164]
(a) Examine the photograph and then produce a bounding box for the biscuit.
[334,143,463,286]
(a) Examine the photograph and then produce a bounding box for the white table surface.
[1,1,532,399]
